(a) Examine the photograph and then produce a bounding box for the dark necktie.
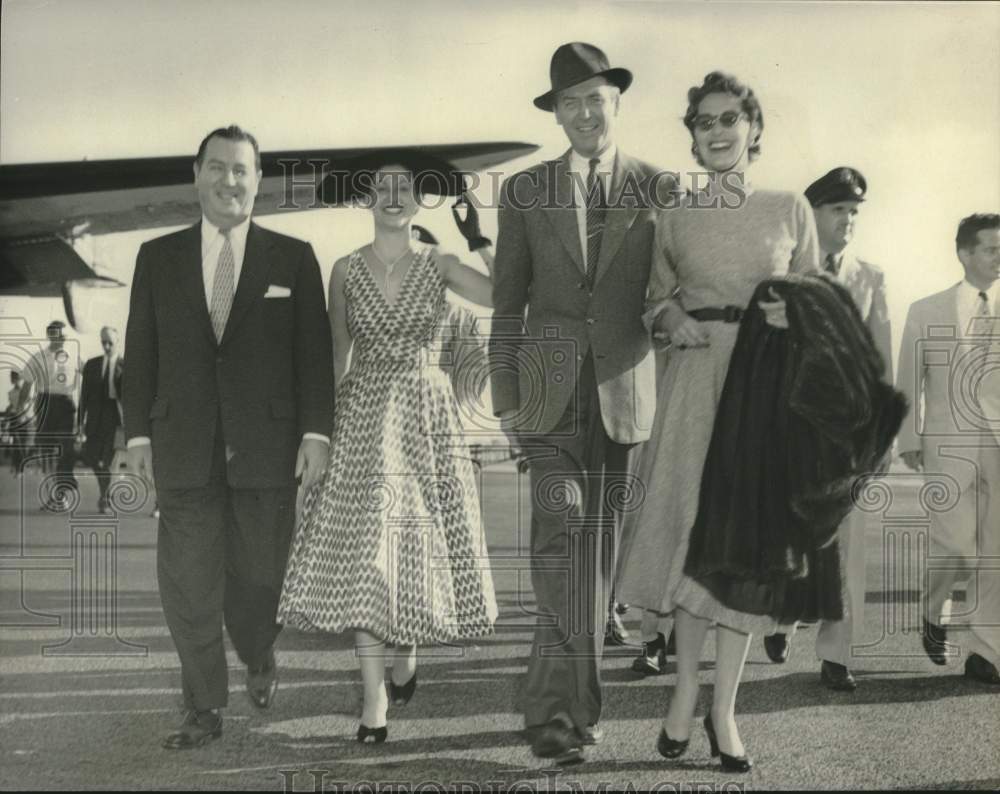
[978,291,990,316]
[585,158,606,288]
[825,253,839,276]
[103,358,112,399]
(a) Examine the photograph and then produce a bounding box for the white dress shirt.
[102,353,120,400]
[569,145,617,273]
[201,215,250,308]
[956,279,998,336]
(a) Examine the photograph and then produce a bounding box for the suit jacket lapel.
[594,151,640,286]
[222,222,272,345]
[542,153,585,272]
[176,223,216,345]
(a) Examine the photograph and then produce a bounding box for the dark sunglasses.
[692,111,748,132]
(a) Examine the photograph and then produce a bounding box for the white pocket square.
[264,285,291,298]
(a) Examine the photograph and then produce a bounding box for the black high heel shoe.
[656,726,689,759]
[389,672,417,706]
[356,723,388,744]
[633,633,668,676]
[703,715,752,773]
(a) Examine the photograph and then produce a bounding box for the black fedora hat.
[317,148,468,206]
[533,42,633,112]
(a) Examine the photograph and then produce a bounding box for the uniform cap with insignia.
[805,166,867,207]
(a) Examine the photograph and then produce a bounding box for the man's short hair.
[46,320,65,334]
[100,326,120,340]
[195,125,261,171]
[956,213,1000,252]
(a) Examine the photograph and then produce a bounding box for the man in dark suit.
[489,42,665,763]
[78,326,123,513]
[124,125,334,749]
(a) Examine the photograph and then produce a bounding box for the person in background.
[7,371,29,475]
[896,212,1000,685]
[21,320,81,510]
[78,326,124,513]
[762,167,893,692]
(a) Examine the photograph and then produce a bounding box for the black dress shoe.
[964,653,1000,685]
[632,632,668,675]
[655,726,689,759]
[356,723,388,743]
[763,632,790,664]
[247,648,278,709]
[704,715,752,773]
[604,611,629,647]
[162,710,222,750]
[578,723,604,745]
[820,660,857,692]
[922,620,949,666]
[530,719,584,765]
[389,671,417,706]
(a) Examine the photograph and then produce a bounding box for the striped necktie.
[585,158,606,288]
[210,232,235,343]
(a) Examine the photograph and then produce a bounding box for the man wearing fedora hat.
[762,166,893,692]
[489,42,669,763]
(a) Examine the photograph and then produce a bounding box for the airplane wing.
[0,141,538,328]
[0,141,539,240]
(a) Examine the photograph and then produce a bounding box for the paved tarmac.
[1,459,998,790]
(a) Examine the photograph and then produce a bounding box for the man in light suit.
[78,326,124,513]
[897,212,1000,685]
[489,42,666,763]
[124,125,335,748]
[764,167,893,691]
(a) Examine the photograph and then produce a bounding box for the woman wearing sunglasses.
[616,70,819,772]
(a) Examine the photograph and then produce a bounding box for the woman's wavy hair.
[683,71,764,166]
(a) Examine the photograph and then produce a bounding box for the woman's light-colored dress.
[278,247,498,644]
[617,187,819,633]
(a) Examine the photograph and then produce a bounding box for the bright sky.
[1,0,998,374]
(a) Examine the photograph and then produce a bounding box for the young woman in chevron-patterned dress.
[277,158,499,744]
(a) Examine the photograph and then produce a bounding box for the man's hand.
[295,438,328,495]
[900,450,923,471]
[128,444,153,485]
[759,286,789,329]
[656,303,709,348]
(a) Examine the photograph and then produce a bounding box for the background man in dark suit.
[489,42,663,763]
[124,125,334,749]
[78,326,123,513]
